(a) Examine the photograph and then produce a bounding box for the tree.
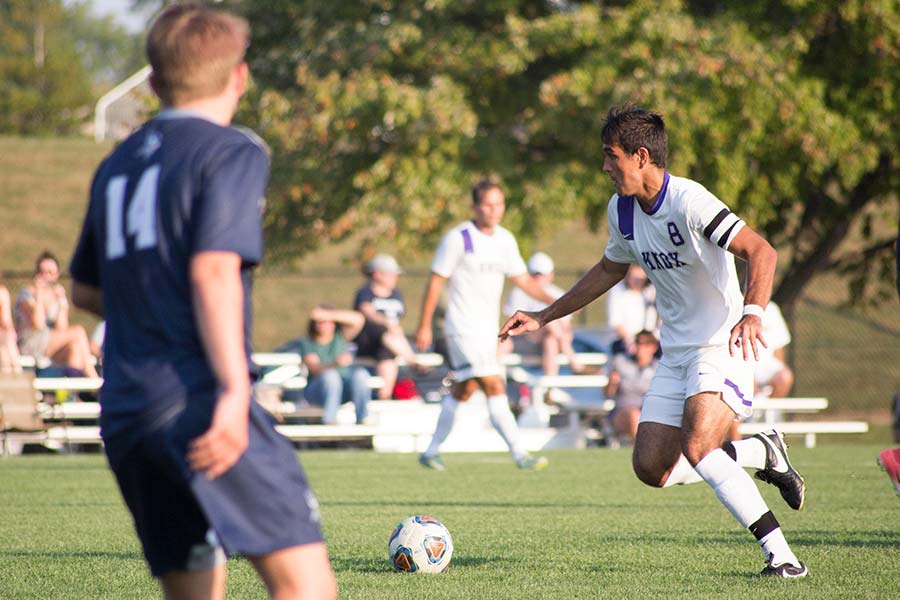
[0,0,93,134]
[65,1,146,88]
[235,0,898,314]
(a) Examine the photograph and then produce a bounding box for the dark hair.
[635,329,658,345]
[35,250,59,274]
[471,178,502,205]
[306,303,335,337]
[601,104,668,168]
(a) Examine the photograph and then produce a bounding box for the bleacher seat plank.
[275,424,375,444]
[531,374,609,389]
[46,426,103,445]
[753,397,828,411]
[39,402,101,421]
[739,420,868,448]
[33,378,103,392]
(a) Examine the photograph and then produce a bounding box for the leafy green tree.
[0,0,93,134]
[235,0,898,314]
[66,1,146,88]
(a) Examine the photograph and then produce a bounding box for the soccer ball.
[388,515,454,573]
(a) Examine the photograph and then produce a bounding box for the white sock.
[486,394,527,459]
[695,449,796,563]
[759,527,799,567]
[724,437,768,470]
[424,395,457,457]
[662,454,704,487]
[694,449,769,526]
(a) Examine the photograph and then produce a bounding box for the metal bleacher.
[1,350,872,454]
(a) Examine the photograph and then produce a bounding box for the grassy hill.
[2,136,898,418]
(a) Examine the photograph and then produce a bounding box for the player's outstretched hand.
[498,310,543,342]
[188,389,249,479]
[729,315,767,361]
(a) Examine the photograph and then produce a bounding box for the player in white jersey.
[500,105,808,578]
[415,179,556,471]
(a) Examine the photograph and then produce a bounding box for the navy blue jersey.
[353,285,405,324]
[70,110,268,453]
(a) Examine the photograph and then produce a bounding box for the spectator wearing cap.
[501,252,587,377]
[352,253,421,399]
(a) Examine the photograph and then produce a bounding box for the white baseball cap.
[527,252,554,275]
[367,253,403,275]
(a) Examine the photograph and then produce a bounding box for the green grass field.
[1,446,898,599]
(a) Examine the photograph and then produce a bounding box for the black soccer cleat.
[759,559,809,578]
[753,429,806,511]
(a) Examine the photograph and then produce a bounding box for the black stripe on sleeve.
[717,221,739,248]
[703,208,731,240]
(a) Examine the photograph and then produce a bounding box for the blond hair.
[146,3,249,106]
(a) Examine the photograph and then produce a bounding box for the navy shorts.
[111,400,324,577]
[353,321,392,361]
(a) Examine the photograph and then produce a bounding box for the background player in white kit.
[415,179,556,471]
[500,105,808,578]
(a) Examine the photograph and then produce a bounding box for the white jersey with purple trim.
[431,221,527,337]
[604,173,746,365]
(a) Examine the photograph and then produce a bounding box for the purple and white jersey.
[604,173,746,364]
[431,221,527,337]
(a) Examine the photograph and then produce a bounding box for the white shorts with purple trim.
[639,345,755,428]
[445,334,504,382]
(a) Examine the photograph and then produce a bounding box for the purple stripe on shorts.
[724,378,752,407]
[461,229,474,253]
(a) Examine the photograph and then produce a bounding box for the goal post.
[94,65,152,143]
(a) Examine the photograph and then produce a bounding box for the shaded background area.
[2,138,896,419]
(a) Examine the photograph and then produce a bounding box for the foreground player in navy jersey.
[70,4,337,599]
[501,105,807,578]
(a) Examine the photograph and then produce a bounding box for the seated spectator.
[754,301,794,398]
[607,264,659,355]
[298,305,370,424]
[15,251,99,378]
[604,330,659,443]
[501,252,588,377]
[353,254,423,399]
[0,283,21,373]
[725,301,795,441]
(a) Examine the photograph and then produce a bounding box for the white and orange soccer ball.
[388,515,454,573]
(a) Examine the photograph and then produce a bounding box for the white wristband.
[742,304,765,318]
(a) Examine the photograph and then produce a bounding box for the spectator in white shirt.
[753,302,794,399]
[607,264,659,355]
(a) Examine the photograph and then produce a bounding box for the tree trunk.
[773,153,892,311]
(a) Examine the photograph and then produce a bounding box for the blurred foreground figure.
[70,4,336,598]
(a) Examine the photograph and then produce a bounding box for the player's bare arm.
[499,256,629,341]
[415,273,446,351]
[187,251,250,479]
[726,226,778,361]
[72,281,104,318]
